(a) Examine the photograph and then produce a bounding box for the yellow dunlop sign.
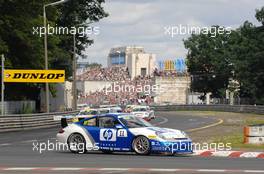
[4,69,65,83]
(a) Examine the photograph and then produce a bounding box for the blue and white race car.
[56,113,193,155]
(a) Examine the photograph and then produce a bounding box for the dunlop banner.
[4,69,65,83]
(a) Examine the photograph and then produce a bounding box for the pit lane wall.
[151,104,264,114]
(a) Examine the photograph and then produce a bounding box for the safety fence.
[0,111,78,133]
[150,104,264,114]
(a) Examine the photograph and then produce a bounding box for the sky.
[80,0,264,66]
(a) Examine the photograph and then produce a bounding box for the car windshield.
[133,107,147,112]
[118,115,153,128]
[99,109,110,114]
[78,110,98,115]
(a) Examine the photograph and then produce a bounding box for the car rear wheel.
[68,133,86,154]
[132,136,150,155]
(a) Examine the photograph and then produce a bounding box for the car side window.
[98,117,118,128]
[90,110,98,115]
[83,118,96,126]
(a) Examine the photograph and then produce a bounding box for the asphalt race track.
[0,111,263,174]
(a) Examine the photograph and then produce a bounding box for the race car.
[72,108,100,122]
[131,105,155,121]
[56,113,192,155]
[98,106,123,114]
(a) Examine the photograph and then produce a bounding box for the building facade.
[107,46,156,78]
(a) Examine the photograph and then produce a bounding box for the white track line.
[149,168,180,172]
[100,168,130,171]
[4,168,37,171]
[244,170,264,173]
[0,143,11,146]
[197,169,226,172]
[153,116,169,126]
[1,168,264,173]
[52,168,83,171]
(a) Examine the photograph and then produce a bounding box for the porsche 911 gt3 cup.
[131,105,155,121]
[56,113,192,155]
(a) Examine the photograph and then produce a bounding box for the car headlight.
[155,132,167,140]
[180,131,190,139]
[155,131,190,140]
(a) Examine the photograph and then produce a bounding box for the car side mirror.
[115,124,123,129]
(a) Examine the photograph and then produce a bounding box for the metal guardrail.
[0,111,79,133]
[151,104,264,114]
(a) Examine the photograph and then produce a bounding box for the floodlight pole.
[43,5,49,113]
[72,33,77,110]
[43,0,70,113]
[1,54,5,115]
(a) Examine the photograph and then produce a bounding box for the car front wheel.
[132,136,150,155]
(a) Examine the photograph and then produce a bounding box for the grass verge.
[214,133,264,150]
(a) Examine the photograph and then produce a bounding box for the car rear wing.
[53,115,95,128]
[61,118,68,128]
[53,115,73,128]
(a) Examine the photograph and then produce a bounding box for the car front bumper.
[56,133,68,144]
[150,139,193,154]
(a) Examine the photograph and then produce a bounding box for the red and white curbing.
[193,150,264,159]
[0,168,263,173]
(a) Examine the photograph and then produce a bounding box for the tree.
[0,0,108,101]
[184,26,233,99]
[229,20,264,104]
[184,7,264,104]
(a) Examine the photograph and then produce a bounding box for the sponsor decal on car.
[100,129,117,141]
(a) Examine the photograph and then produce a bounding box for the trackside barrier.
[150,104,264,115]
[244,125,264,144]
[0,111,78,133]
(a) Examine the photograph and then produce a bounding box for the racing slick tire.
[132,136,151,155]
[67,133,87,154]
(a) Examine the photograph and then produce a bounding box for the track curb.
[193,150,264,159]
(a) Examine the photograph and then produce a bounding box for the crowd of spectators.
[77,67,187,106]
[153,68,188,77]
[78,72,155,106]
[77,66,130,81]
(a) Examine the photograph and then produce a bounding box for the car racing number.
[117,129,127,137]
[99,128,127,141]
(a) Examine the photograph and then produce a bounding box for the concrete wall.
[77,80,112,95]
[0,101,36,114]
[154,76,190,104]
[40,81,72,112]
[188,92,204,104]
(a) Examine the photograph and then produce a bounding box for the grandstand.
[76,46,190,106]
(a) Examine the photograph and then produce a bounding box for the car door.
[81,116,101,147]
[97,116,131,151]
